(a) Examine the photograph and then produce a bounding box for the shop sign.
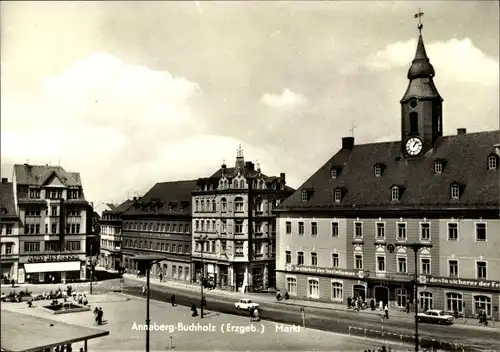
[428,276,500,289]
[28,254,80,263]
[289,265,360,278]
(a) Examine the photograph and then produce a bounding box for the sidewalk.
[124,274,499,331]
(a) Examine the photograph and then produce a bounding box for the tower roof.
[407,28,435,80]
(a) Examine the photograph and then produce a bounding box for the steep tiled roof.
[0,181,17,218]
[13,164,82,187]
[278,131,500,211]
[106,203,117,210]
[111,199,134,214]
[124,180,198,216]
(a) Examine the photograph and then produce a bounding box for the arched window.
[200,200,205,212]
[409,112,418,134]
[474,295,492,317]
[255,197,263,212]
[172,245,176,253]
[212,199,216,212]
[234,197,244,212]
[221,198,227,212]
[419,292,433,311]
[233,180,238,188]
[201,221,205,232]
[375,247,386,273]
[331,281,343,301]
[195,220,199,231]
[396,248,407,273]
[395,288,409,308]
[445,292,463,313]
[391,186,400,201]
[240,180,245,188]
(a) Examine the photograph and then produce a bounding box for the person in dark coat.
[406,302,410,314]
[191,304,198,317]
[370,298,375,311]
[347,296,352,308]
[171,294,176,306]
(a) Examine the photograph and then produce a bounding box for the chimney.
[457,128,467,135]
[245,161,254,171]
[1,178,7,183]
[280,173,286,181]
[342,137,355,150]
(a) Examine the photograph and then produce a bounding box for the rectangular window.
[51,207,57,216]
[475,223,486,241]
[66,241,81,251]
[235,220,244,234]
[311,252,318,266]
[221,240,226,251]
[286,277,297,294]
[449,260,458,277]
[221,220,227,233]
[420,223,430,241]
[308,279,319,298]
[298,222,304,235]
[397,223,407,240]
[185,245,189,253]
[5,244,13,254]
[331,222,339,237]
[29,189,41,199]
[311,222,317,236]
[398,257,407,273]
[6,224,13,235]
[376,222,385,239]
[172,265,177,279]
[448,223,458,240]
[331,281,343,301]
[24,242,40,252]
[332,253,339,268]
[235,241,244,256]
[285,251,291,264]
[377,256,385,272]
[285,221,291,235]
[35,224,40,234]
[355,255,363,270]
[421,258,431,275]
[297,251,304,265]
[477,261,487,279]
[354,222,363,238]
[51,224,57,234]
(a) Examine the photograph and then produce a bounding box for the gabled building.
[121,180,197,282]
[0,178,21,282]
[12,164,90,284]
[99,199,133,270]
[192,147,294,292]
[275,23,500,320]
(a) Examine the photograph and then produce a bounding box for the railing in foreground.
[348,326,470,352]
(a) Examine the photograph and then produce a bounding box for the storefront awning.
[24,261,81,273]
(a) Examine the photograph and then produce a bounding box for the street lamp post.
[198,235,208,318]
[406,243,433,352]
[134,254,165,352]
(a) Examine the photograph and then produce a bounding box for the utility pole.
[199,235,207,318]
[146,263,151,352]
[247,174,253,293]
[406,243,433,352]
[90,243,93,295]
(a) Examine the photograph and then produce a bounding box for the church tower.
[235,145,245,170]
[400,16,443,158]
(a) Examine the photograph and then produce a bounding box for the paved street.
[1,292,404,352]
[121,275,500,352]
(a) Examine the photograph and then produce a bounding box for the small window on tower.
[435,160,443,174]
[331,169,337,179]
[409,112,419,134]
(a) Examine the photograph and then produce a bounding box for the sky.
[1,1,499,204]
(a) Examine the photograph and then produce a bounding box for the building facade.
[12,164,90,284]
[121,181,197,282]
[275,24,500,320]
[191,147,294,292]
[0,178,21,282]
[99,200,133,270]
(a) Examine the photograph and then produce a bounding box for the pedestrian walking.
[250,307,254,322]
[11,279,15,288]
[191,304,198,317]
[379,300,383,311]
[370,299,375,311]
[253,307,260,322]
[347,296,352,308]
[384,304,389,319]
[159,273,163,282]
[141,285,146,296]
[171,294,176,306]
[406,302,410,314]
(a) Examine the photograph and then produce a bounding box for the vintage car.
[234,299,259,310]
[417,309,454,325]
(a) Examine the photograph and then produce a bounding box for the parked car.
[417,309,454,325]
[235,299,259,310]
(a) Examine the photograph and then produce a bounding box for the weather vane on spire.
[349,122,357,138]
[414,9,424,34]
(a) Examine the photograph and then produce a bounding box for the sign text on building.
[428,276,500,289]
[28,255,80,263]
[289,265,360,278]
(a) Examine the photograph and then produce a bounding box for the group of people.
[53,343,73,352]
[249,306,260,322]
[275,290,289,301]
[478,308,489,325]
[348,297,390,319]
[93,306,104,325]
[363,346,389,352]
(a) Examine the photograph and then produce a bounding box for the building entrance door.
[374,286,389,306]
[353,285,366,301]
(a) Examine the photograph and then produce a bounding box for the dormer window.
[331,169,337,179]
[301,190,308,202]
[450,183,460,199]
[391,186,400,201]
[374,166,382,177]
[334,188,342,203]
[488,155,498,170]
[434,160,443,174]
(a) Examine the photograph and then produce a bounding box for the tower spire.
[235,144,245,169]
[407,10,434,80]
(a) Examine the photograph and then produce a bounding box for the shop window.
[308,279,319,299]
[419,292,433,311]
[445,292,463,314]
[474,295,492,317]
[395,288,409,308]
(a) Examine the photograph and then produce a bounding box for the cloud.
[259,89,308,109]
[346,38,499,86]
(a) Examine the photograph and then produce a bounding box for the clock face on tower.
[406,137,423,156]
